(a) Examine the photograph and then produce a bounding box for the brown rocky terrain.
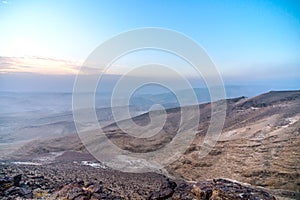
[0,162,278,199]
[1,90,299,199]
[168,91,300,193]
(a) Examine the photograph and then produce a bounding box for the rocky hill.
[1,90,299,199]
[168,90,300,193]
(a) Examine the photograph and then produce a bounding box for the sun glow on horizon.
[0,56,130,76]
[0,56,81,75]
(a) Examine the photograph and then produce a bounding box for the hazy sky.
[0,0,299,91]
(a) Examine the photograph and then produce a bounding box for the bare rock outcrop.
[148,178,276,200]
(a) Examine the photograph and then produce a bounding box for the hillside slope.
[6,90,300,195]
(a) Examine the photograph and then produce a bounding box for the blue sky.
[0,0,299,91]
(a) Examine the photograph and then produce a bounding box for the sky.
[0,0,299,92]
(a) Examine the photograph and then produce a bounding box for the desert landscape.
[0,90,299,199]
[1,1,299,199]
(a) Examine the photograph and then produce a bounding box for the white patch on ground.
[12,161,41,166]
[219,178,252,187]
[103,155,164,173]
[223,130,238,138]
[81,161,107,169]
[36,151,65,163]
[256,131,265,140]
[282,116,299,128]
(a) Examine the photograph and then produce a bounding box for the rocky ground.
[0,160,165,199]
[1,90,300,199]
[168,91,300,195]
[0,160,281,200]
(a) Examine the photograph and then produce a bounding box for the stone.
[147,179,177,199]
[4,186,33,198]
[13,174,22,186]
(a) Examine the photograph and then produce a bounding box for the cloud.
[0,56,81,75]
[0,56,126,76]
[2,0,8,4]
